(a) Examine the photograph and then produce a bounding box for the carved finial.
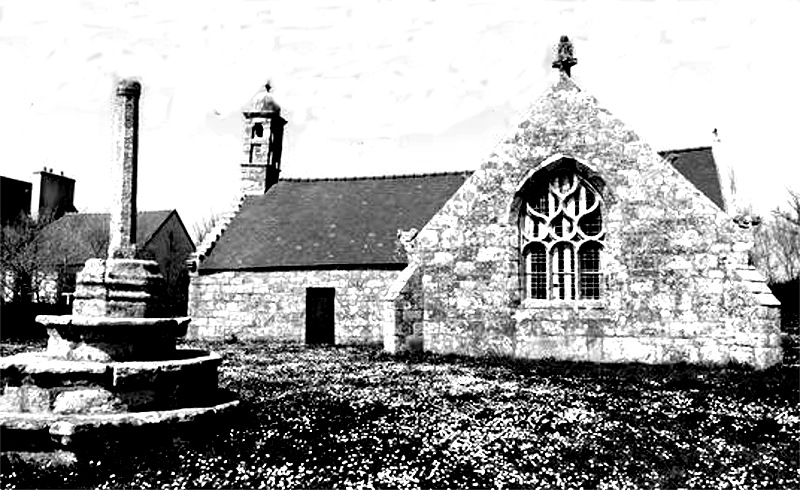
[250,80,280,113]
[552,35,577,77]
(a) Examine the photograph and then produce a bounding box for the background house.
[37,210,194,315]
[29,168,77,222]
[1,168,77,226]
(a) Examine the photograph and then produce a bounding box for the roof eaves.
[170,211,197,252]
[657,146,713,156]
[278,170,474,183]
[198,261,408,274]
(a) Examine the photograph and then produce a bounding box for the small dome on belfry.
[249,80,281,113]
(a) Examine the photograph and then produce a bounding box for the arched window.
[519,170,605,300]
[249,123,265,163]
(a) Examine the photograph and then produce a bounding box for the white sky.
[1,0,799,231]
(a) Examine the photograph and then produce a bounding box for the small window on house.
[519,168,605,300]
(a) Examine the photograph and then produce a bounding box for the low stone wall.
[189,268,399,344]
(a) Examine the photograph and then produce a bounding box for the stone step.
[0,350,223,413]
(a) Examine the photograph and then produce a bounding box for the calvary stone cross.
[108,79,141,259]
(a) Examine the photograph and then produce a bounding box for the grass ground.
[1,339,798,489]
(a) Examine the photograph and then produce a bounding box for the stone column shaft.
[108,79,141,259]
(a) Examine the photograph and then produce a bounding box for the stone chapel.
[188,38,782,368]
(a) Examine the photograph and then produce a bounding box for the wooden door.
[306,287,335,345]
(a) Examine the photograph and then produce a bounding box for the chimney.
[30,168,76,222]
[241,81,287,195]
[108,78,141,258]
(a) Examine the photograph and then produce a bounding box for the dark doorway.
[306,287,335,345]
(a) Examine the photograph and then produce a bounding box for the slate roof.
[200,172,472,271]
[200,146,725,272]
[38,210,175,266]
[659,146,725,210]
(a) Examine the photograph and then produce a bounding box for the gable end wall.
[395,76,781,369]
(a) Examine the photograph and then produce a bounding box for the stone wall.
[189,268,400,344]
[386,74,782,369]
[382,265,423,352]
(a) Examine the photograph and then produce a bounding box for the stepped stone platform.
[0,350,224,414]
[0,260,239,464]
[40,314,191,362]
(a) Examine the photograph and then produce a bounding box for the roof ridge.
[278,170,474,183]
[62,209,173,217]
[62,212,107,217]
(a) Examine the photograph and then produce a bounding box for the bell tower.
[241,81,287,195]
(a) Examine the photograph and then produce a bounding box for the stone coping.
[0,349,220,375]
[36,315,191,328]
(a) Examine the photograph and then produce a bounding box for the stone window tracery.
[520,171,605,300]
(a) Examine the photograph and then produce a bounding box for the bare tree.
[0,211,85,306]
[86,221,110,257]
[0,216,43,303]
[775,190,800,228]
[191,212,221,246]
[752,190,800,283]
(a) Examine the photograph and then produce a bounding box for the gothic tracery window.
[520,170,605,300]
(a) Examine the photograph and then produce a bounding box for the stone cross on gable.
[108,79,142,259]
[552,35,577,77]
